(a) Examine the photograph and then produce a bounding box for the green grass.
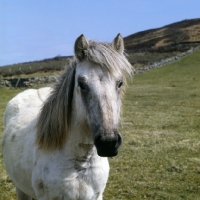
[105,50,200,199]
[0,50,200,199]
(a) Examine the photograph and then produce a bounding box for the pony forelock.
[84,41,133,78]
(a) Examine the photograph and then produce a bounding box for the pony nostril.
[94,130,122,157]
[115,132,122,148]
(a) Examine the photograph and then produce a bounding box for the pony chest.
[63,159,109,199]
[33,156,109,199]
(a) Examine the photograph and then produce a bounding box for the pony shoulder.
[4,87,52,126]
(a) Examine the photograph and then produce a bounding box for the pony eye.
[117,80,123,89]
[78,77,88,92]
[79,81,87,91]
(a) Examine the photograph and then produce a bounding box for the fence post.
[15,78,20,87]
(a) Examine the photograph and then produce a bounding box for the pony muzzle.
[94,129,122,157]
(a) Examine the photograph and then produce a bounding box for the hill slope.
[124,18,200,50]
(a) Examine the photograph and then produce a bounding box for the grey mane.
[36,39,133,150]
[36,62,76,150]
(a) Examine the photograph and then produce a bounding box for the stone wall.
[135,46,200,74]
[0,76,57,88]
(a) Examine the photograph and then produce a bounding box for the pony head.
[36,34,133,157]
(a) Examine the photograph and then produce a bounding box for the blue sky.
[0,0,200,66]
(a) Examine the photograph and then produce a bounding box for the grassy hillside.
[124,18,200,69]
[0,50,200,199]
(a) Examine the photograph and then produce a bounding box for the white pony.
[2,34,133,200]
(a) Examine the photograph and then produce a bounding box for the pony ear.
[74,34,89,61]
[112,33,124,54]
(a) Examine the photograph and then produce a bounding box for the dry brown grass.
[124,18,200,49]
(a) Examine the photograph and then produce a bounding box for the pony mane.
[36,61,76,150]
[36,39,133,150]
